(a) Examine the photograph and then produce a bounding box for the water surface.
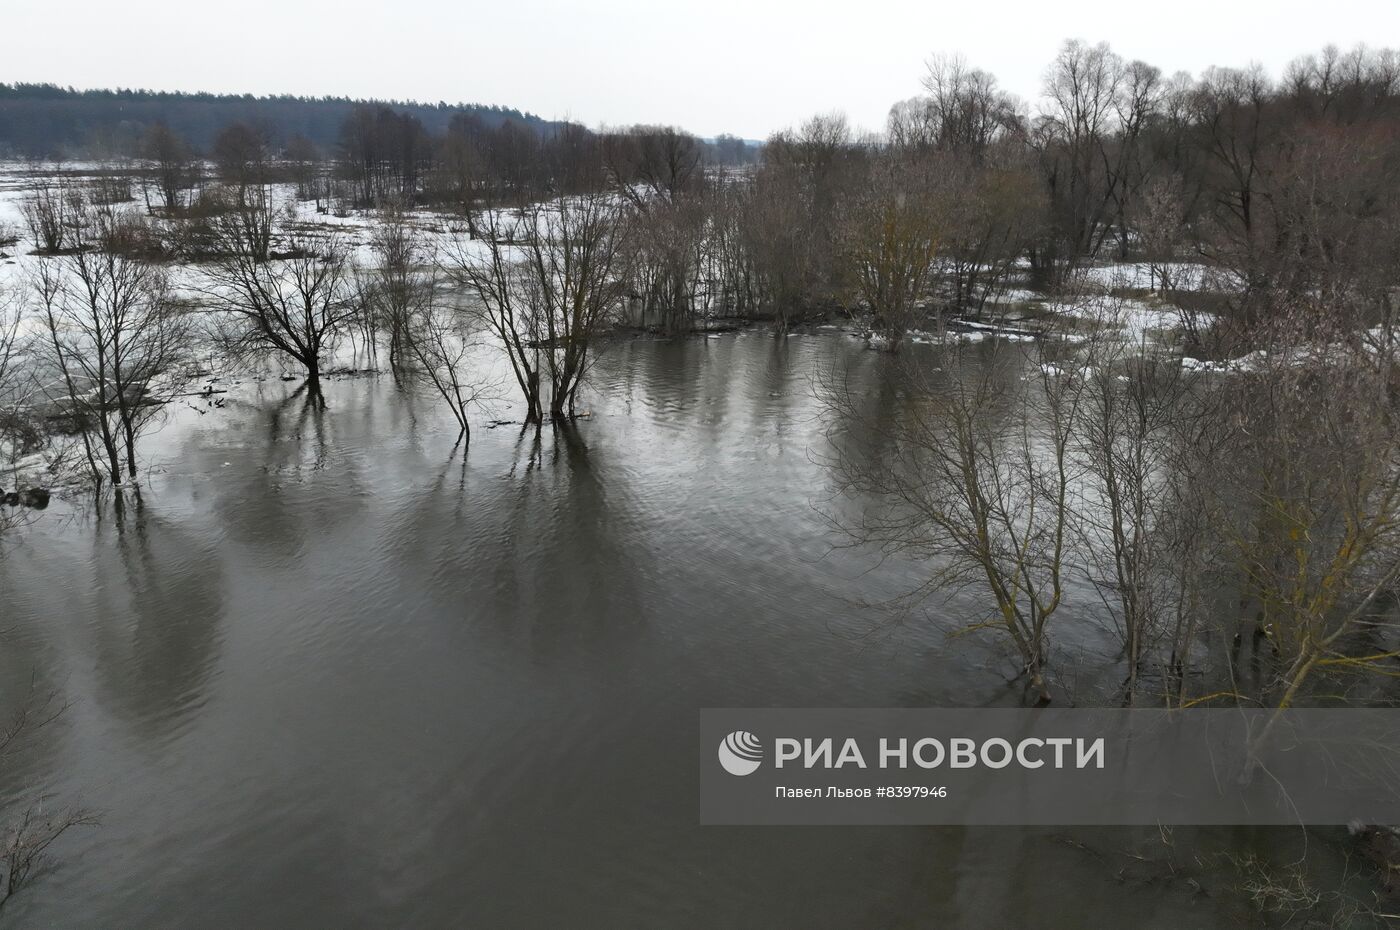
[0,331,1300,927]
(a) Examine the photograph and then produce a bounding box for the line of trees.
[826,288,1400,714]
[793,43,1400,713]
[0,83,550,157]
[189,38,1389,356]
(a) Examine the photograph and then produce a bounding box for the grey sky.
[6,0,1398,139]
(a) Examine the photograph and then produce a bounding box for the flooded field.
[0,330,1347,927]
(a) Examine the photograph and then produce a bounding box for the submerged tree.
[32,206,190,487]
[205,218,354,399]
[402,298,497,442]
[843,155,945,350]
[0,285,23,420]
[446,210,543,422]
[0,283,37,521]
[1217,306,1400,712]
[624,191,709,333]
[447,192,629,423]
[750,113,864,321]
[1070,295,1210,703]
[365,201,435,371]
[0,680,98,914]
[823,341,1084,704]
[359,202,497,439]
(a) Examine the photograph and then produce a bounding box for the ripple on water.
[0,332,1255,928]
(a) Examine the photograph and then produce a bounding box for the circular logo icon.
[718,730,763,776]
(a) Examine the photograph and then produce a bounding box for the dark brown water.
[0,331,1325,927]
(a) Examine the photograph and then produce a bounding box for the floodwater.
[0,330,1333,927]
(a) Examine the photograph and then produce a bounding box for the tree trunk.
[305,361,323,400]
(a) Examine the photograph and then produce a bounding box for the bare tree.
[447,192,629,423]
[935,151,1045,317]
[844,155,944,350]
[447,208,544,422]
[625,192,709,333]
[1070,295,1203,702]
[142,122,196,215]
[0,801,99,914]
[0,682,98,915]
[1217,307,1400,712]
[740,162,816,327]
[822,341,1084,704]
[0,284,24,425]
[433,119,487,215]
[522,193,629,420]
[32,205,190,487]
[707,176,763,319]
[604,126,701,206]
[365,200,434,371]
[1035,40,1159,265]
[886,59,1040,317]
[212,121,272,194]
[212,183,278,264]
[204,218,355,399]
[284,134,324,205]
[402,298,498,442]
[1105,59,1165,259]
[19,178,78,254]
[0,282,41,520]
[918,55,1023,153]
[1131,174,1188,293]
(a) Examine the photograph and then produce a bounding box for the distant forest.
[0,83,553,157]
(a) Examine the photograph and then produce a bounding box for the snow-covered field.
[0,161,1242,387]
[1037,296,1196,343]
[0,163,476,296]
[0,161,1238,342]
[1074,261,1242,293]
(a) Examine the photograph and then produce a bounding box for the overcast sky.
[6,0,1399,139]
